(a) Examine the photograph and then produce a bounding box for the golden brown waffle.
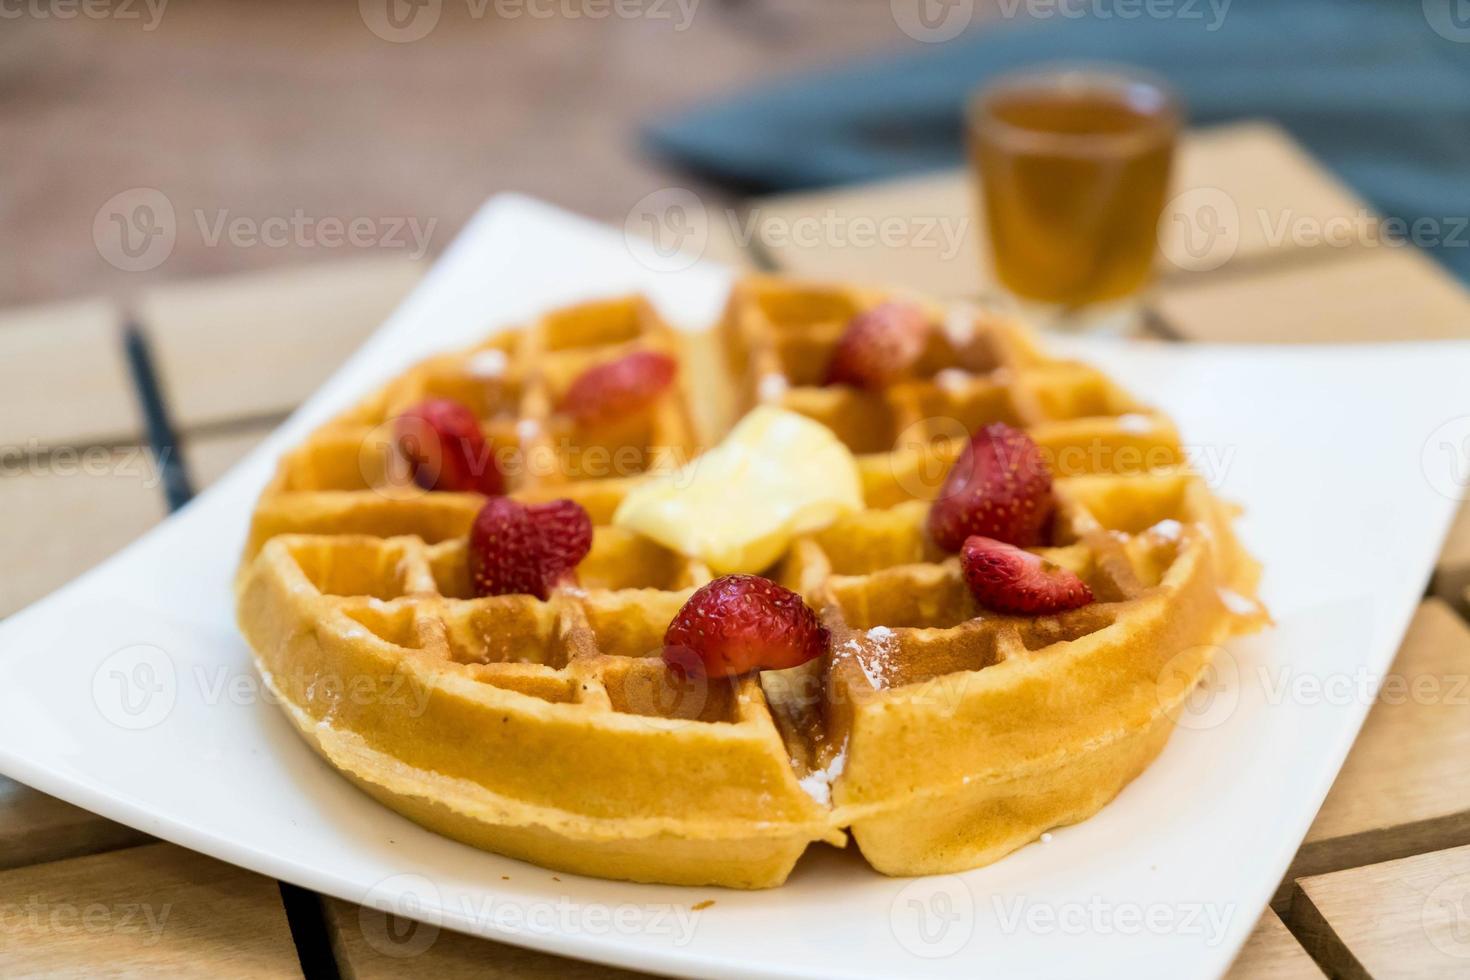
[244,295,699,558]
[237,277,1265,888]
[722,276,1264,874]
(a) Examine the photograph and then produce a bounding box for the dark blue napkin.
[647,0,1470,282]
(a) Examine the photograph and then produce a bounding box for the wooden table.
[3,121,1469,978]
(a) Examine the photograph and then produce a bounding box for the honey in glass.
[969,66,1180,310]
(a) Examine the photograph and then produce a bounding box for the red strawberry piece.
[560,350,678,427]
[526,498,593,587]
[927,422,1054,552]
[663,574,830,679]
[394,398,503,495]
[468,496,593,599]
[961,536,1093,616]
[468,497,545,598]
[824,301,932,389]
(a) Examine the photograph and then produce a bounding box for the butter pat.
[613,406,863,574]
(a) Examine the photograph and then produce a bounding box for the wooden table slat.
[1225,909,1326,979]
[1432,504,1470,616]
[1291,843,1470,980]
[0,842,301,977]
[0,451,167,618]
[0,777,150,872]
[0,299,142,449]
[139,256,423,429]
[1286,600,1470,890]
[1153,245,1470,343]
[182,427,274,492]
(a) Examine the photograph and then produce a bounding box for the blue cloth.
[646,0,1470,281]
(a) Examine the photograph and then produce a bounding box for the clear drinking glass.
[968,64,1181,333]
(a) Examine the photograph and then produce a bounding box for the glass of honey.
[968,65,1180,331]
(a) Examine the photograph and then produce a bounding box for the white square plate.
[3,195,1469,979]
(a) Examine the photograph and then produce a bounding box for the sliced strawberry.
[927,422,1054,552]
[394,398,503,495]
[663,574,829,679]
[468,496,592,599]
[468,497,545,598]
[526,498,593,589]
[824,301,932,389]
[961,536,1093,615]
[560,350,678,427]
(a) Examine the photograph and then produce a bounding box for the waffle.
[236,278,1265,888]
[243,295,699,558]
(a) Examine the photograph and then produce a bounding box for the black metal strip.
[121,322,194,511]
[278,882,342,980]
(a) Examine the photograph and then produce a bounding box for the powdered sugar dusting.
[1148,518,1183,542]
[516,418,541,445]
[1218,588,1260,617]
[935,368,972,393]
[797,742,848,806]
[757,374,789,403]
[850,626,897,690]
[943,304,978,346]
[1117,413,1153,434]
[466,348,509,379]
